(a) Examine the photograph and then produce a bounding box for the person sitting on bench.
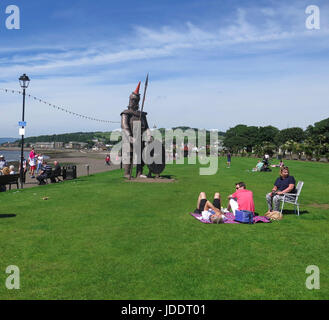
[0,166,10,192]
[50,161,61,183]
[37,161,52,185]
[1,167,10,175]
[9,165,16,175]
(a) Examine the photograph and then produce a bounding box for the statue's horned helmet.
[129,81,141,110]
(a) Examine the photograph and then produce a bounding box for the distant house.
[34,142,64,149]
[92,142,107,151]
[65,141,88,150]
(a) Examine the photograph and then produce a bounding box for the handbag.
[234,210,254,224]
[265,211,283,221]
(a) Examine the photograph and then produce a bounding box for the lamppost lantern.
[19,74,30,89]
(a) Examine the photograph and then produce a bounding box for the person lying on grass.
[194,192,225,223]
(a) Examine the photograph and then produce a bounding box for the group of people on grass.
[227,152,285,172]
[194,166,296,223]
[252,156,284,172]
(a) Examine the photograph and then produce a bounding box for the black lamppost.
[19,74,30,189]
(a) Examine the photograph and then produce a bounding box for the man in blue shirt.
[266,166,296,212]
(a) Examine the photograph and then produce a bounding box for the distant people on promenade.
[19,158,27,183]
[28,147,37,178]
[227,152,231,168]
[105,155,111,166]
[0,155,8,170]
[36,153,44,175]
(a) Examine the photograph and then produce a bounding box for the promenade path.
[21,151,121,189]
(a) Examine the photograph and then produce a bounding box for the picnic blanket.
[190,212,271,224]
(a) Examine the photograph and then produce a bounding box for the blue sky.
[0,0,329,137]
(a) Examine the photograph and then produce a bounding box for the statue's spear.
[139,73,149,120]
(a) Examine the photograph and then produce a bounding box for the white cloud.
[1,5,329,79]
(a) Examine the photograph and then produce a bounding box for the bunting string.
[0,88,120,124]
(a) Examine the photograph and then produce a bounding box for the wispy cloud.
[1,4,329,80]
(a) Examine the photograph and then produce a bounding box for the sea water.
[0,150,49,162]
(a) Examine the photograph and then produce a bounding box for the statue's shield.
[144,139,166,175]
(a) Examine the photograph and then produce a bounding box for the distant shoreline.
[0,147,106,156]
[0,147,70,153]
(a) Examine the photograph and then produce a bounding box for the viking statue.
[121,82,149,179]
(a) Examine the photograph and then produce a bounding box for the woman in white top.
[37,154,44,174]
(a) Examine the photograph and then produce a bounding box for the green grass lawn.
[0,157,328,299]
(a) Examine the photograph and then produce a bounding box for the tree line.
[223,117,329,160]
[13,128,226,148]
